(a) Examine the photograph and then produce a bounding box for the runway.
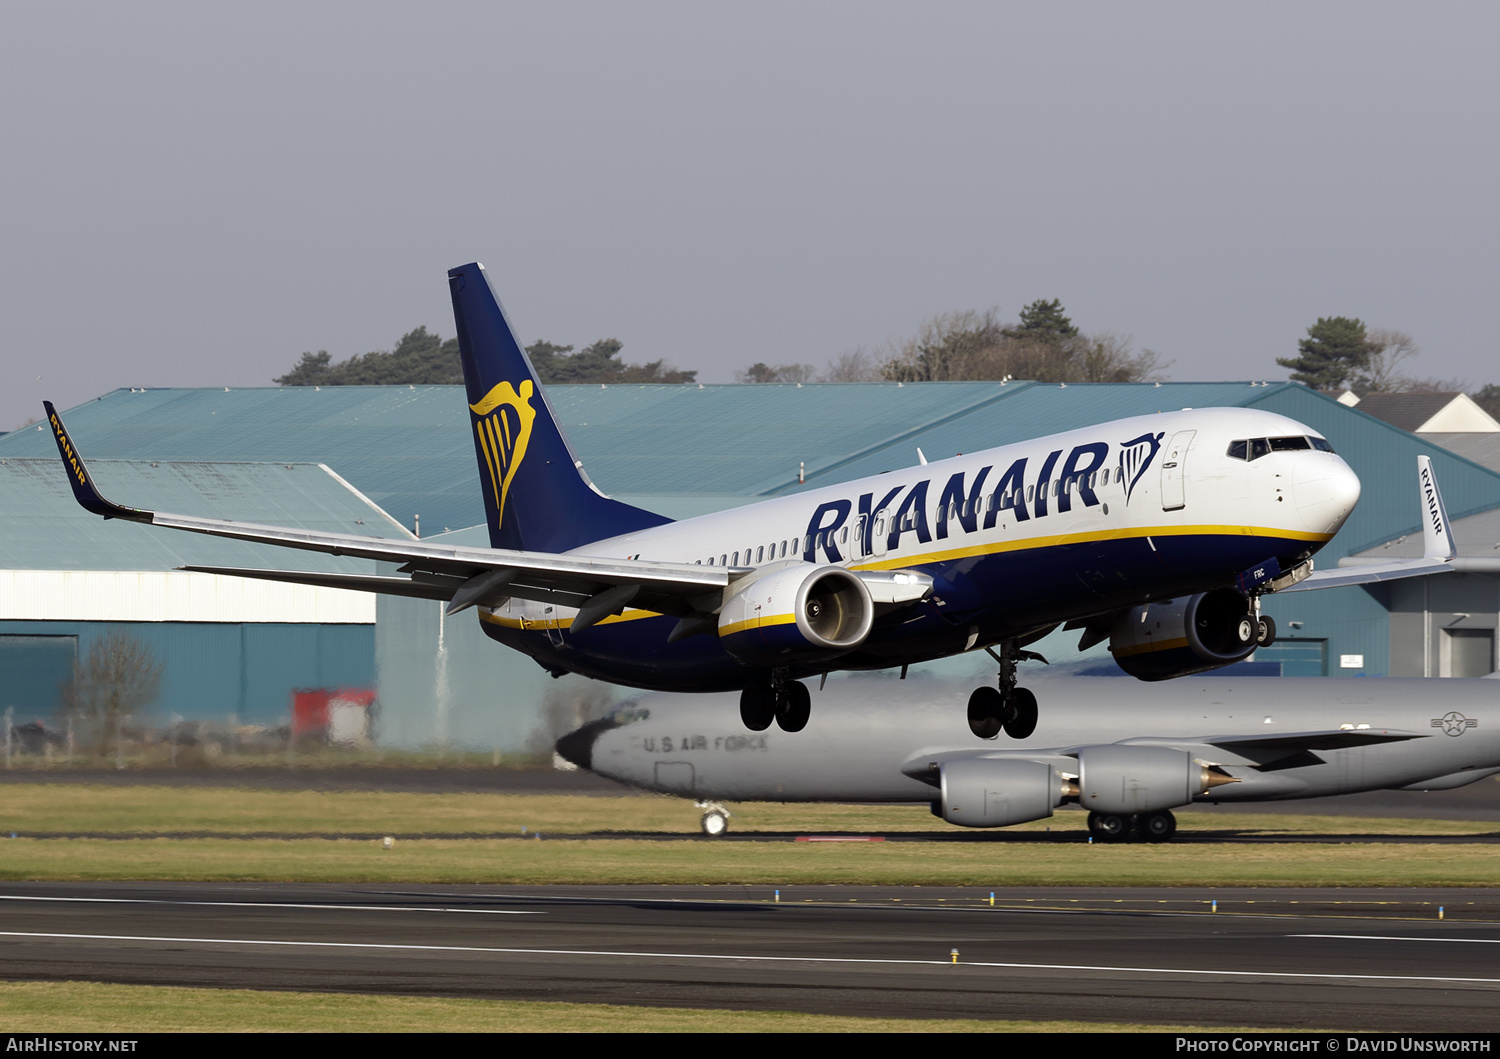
[3,882,1500,1029]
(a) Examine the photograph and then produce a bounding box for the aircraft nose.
[554,718,609,771]
[1292,454,1361,535]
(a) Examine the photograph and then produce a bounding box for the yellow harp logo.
[470,380,538,529]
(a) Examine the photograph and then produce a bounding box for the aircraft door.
[1160,430,1196,511]
[871,510,889,558]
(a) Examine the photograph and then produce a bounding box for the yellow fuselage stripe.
[475,524,1328,632]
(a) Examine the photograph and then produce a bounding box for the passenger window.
[721,554,728,566]
[756,546,764,563]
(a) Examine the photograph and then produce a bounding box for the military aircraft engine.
[717,564,874,667]
[1076,744,1223,814]
[934,757,1075,827]
[1107,589,1266,681]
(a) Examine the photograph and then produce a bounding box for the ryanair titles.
[799,432,1164,563]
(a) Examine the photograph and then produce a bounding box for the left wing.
[44,401,731,628]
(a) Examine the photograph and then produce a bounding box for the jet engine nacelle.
[717,563,874,667]
[1077,744,1210,815]
[1108,589,1258,681]
[935,757,1072,828]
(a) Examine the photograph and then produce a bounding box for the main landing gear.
[739,671,811,733]
[1087,809,1176,843]
[967,639,1043,740]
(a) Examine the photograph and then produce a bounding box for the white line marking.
[1292,934,1500,944]
[0,895,540,915]
[4,931,1499,985]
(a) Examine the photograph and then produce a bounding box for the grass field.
[0,980,1270,1034]
[4,783,1498,836]
[0,784,1494,887]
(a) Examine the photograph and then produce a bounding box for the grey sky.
[3,1,1496,431]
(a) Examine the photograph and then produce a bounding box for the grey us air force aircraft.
[43,262,1453,736]
[557,675,1500,842]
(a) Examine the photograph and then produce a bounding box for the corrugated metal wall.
[0,621,373,726]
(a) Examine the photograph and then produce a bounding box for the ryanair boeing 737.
[44,263,1454,736]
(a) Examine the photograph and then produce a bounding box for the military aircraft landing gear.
[739,672,811,733]
[1087,811,1131,842]
[967,640,1044,739]
[697,801,731,836]
[1087,810,1177,843]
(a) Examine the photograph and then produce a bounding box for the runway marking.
[0,895,541,916]
[4,930,1500,986]
[1293,934,1500,944]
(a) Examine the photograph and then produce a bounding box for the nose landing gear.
[967,639,1045,739]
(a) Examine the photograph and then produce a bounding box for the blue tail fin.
[447,262,672,553]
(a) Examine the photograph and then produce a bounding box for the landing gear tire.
[967,686,1004,739]
[739,683,775,731]
[1138,810,1176,843]
[1088,812,1131,842]
[1003,687,1038,740]
[701,810,730,836]
[775,681,811,733]
[1256,615,1276,648]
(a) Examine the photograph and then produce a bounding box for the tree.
[274,327,462,386]
[1002,298,1079,345]
[1348,329,1419,395]
[276,328,696,386]
[1474,384,1500,420]
[527,338,697,384]
[877,303,1167,384]
[1278,317,1380,391]
[60,632,163,759]
[820,348,879,382]
[736,362,816,383]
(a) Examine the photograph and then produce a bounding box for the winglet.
[1418,456,1456,561]
[42,401,152,522]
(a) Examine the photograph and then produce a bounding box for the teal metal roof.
[0,457,407,571]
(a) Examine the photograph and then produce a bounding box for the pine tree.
[1278,317,1380,390]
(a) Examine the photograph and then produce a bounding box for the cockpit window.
[1227,436,1334,461]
